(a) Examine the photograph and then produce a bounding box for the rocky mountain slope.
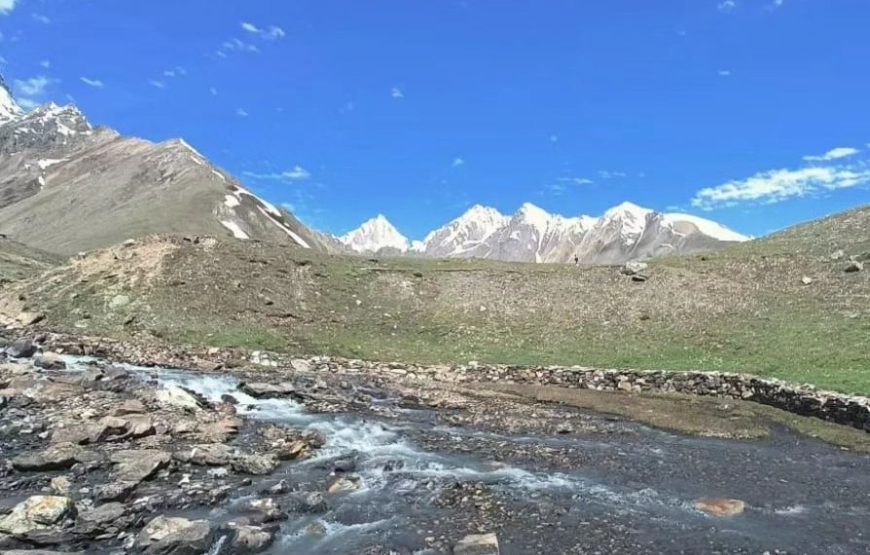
[339,202,749,264]
[0,77,323,256]
[2,205,866,394]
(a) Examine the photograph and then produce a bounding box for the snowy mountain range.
[339,202,749,264]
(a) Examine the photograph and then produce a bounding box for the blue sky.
[1,0,869,239]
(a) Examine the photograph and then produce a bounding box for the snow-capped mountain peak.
[340,214,411,253]
[0,74,23,124]
[514,202,553,229]
[338,201,748,263]
[419,204,509,257]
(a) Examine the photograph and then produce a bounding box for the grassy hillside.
[2,206,869,395]
[0,236,63,284]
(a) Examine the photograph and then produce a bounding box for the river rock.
[94,481,138,502]
[12,443,83,471]
[51,416,129,445]
[241,497,285,524]
[226,523,276,554]
[34,352,67,370]
[453,532,500,555]
[231,453,278,476]
[78,502,126,525]
[6,338,36,359]
[137,515,213,555]
[239,381,300,399]
[694,498,746,517]
[155,385,205,411]
[0,496,76,537]
[112,398,147,415]
[299,492,328,514]
[50,476,71,495]
[327,475,362,494]
[110,449,170,482]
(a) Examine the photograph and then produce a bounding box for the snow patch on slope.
[220,220,250,240]
[662,213,749,242]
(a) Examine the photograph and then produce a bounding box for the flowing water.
[59,357,870,554]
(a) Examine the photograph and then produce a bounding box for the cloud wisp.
[0,0,16,15]
[244,166,312,182]
[692,165,870,210]
[241,22,286,40]
[80,77,104,88]
[13,75,55,109]
[802,147,859,162]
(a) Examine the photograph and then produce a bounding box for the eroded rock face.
[0,495,76,537]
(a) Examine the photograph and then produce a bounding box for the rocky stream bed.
[1,336,869,554]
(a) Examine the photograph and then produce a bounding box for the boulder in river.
[137,515,214,555]
[34,352,67,370]
[694,498,746,517]
[225,523,276,554]
[453,532,500,555]
[239,381,301,400]
[0,496,76,537]
[6,338,36,359]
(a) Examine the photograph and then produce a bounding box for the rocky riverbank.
[2,334,870,554]
[36,333,870,432]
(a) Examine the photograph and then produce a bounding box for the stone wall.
[40,333,870,433]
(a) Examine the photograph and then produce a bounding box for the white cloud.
[243,166,311,181]
[692,166,870,209]
[549,134,559,143]
[0,0,16,15]
[558,177,594,185]
[149,80,168,89]
[218,38,259,57]
[241,22,286,40]
[718,69,732,77]
[32,13,50,24]
[14,75,54,97]
[391,87,404,99]
[210,87,218,96]
[452,157,464,167]
[236,108,249,117]
[597,170,627,179]
[802,147,859,162]
[717,0,737,13]
[80,77,104,88]
[163,66,187,78]
[39,60,50,68]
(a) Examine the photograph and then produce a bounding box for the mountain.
[0,75,323,256]
[340,214,411,254]
[339,202,748,264]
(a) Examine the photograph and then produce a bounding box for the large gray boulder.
[6,337,36,359]
[0,496,76,537]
